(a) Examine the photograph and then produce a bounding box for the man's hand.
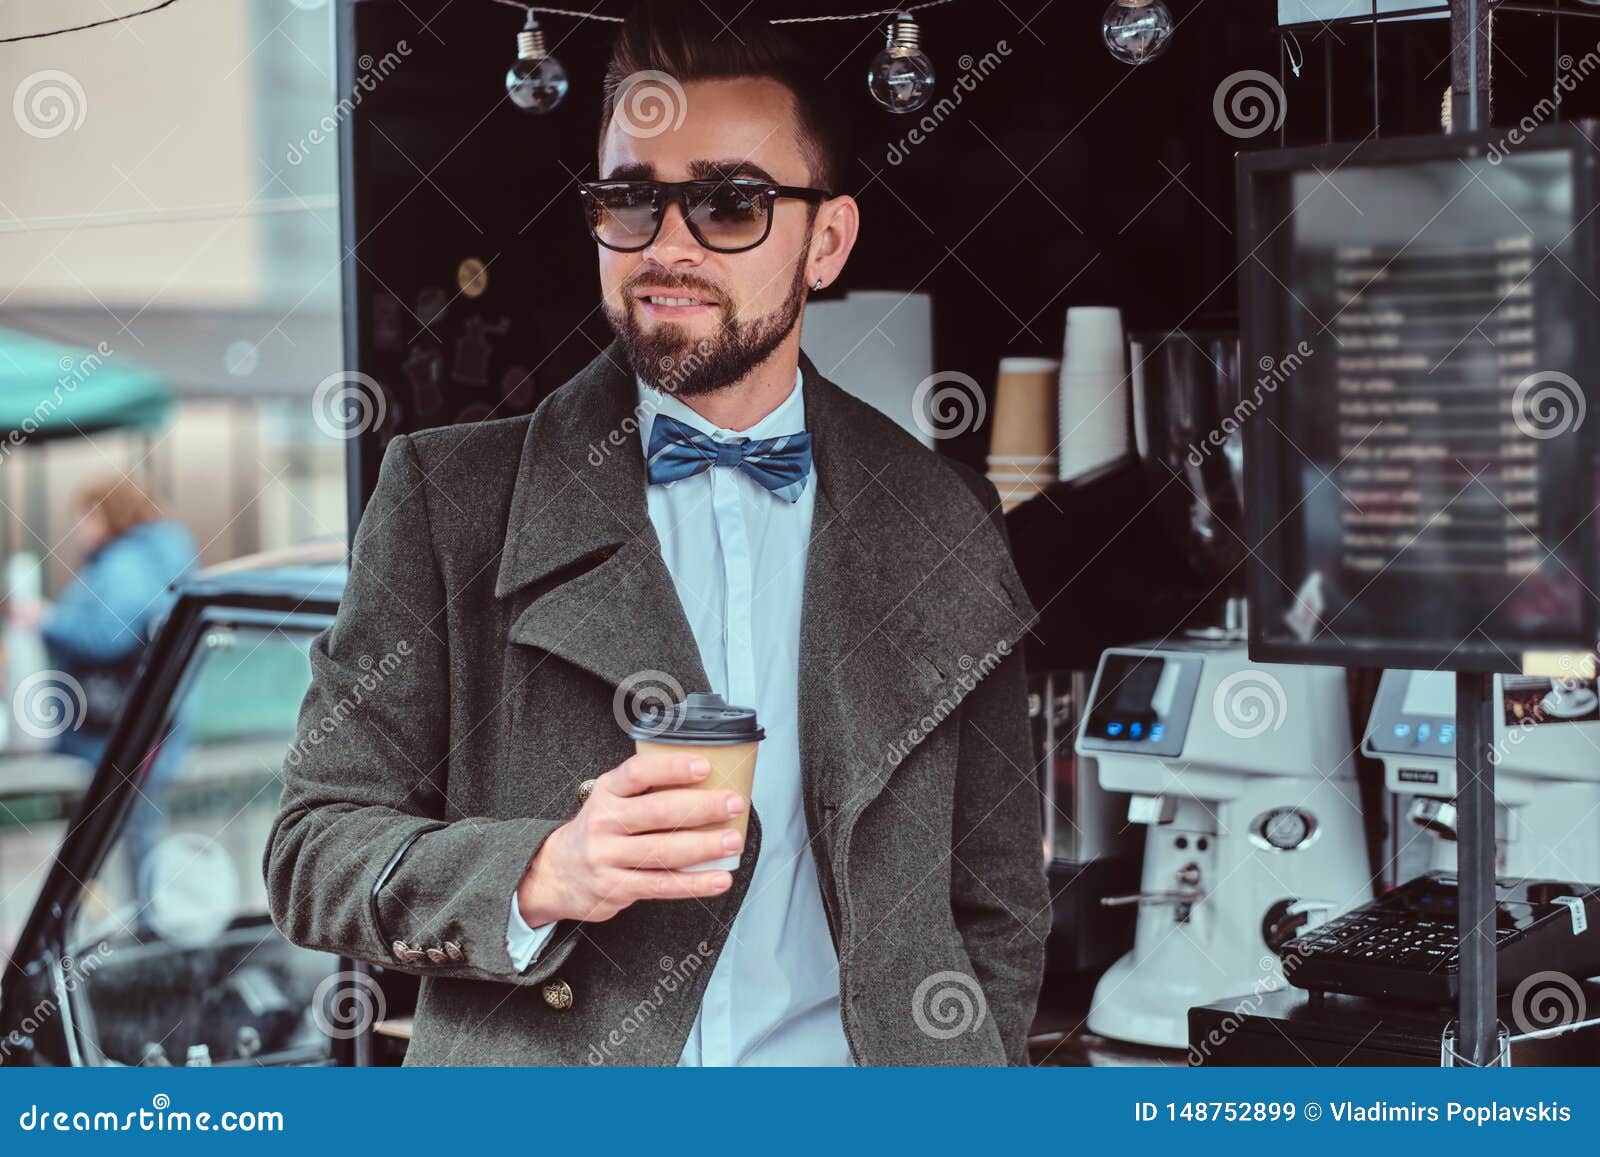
[515,751,743,926]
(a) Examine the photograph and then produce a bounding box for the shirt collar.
[637,366,805,457]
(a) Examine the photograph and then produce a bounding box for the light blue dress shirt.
[506,368,852,1066]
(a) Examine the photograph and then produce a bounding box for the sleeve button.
[542,979,574,1010]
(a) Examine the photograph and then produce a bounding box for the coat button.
[577,779,597,804]
[542,979,574,1010]
[444,941,464,962]
[392,940,425,963]
[425,947,448,965]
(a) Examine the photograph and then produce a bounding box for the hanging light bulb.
[867,11,935,114]
[506,10,569,114]
[1102,0,1174,66]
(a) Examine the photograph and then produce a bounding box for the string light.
[867,12,936,114]
[0,0,182,44]
[0,0,969,109]
[489,0,962,114]
[505,9,570,114]
[1102,0,1174,66]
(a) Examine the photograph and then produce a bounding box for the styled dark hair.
[600,0,850,195]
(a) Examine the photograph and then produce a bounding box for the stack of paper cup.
[987,356,1060,510]
[1058,307,1131,482]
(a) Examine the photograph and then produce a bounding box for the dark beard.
[605,259,808,398]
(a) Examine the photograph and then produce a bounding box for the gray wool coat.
[265,342,1051,1066]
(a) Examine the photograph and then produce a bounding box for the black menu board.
[1239,129,1600,672]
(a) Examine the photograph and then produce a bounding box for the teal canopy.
[0,327,171,442]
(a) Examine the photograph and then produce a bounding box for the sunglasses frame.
[578,178,831,254]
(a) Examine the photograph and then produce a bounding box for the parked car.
[1,540,1082,1068]
[0,542,420,1068]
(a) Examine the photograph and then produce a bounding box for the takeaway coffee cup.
[625,692,764,872]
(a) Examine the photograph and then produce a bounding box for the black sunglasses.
[579,178,830,254]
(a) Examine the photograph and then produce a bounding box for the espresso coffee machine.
[1010,329,1253,981]
[1075,643,1372,1048]
[1030,670,1142,979]
[1363,669,1600,882]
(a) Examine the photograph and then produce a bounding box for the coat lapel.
[492,340,1035,816]
[797,352,1037,820]
[495,344,710,701]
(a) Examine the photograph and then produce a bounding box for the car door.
[0,570,391,1068]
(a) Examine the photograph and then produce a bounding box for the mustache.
[621,271,729,308]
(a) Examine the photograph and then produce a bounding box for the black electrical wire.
[487,0,959,24]
[0,0,954,44]
[0,0,182,45]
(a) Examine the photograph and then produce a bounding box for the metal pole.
[1372,0,1381,136]
[1450,0,1492,132]
[1453,671,1499,1066]
[1278,31,1287,149]
[1554,3,1562,123]
[1448,2,1497,1062]
[1324,34,1334,144]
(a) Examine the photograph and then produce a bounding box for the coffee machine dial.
[1252,807,1317,851]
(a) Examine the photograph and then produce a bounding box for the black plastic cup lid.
[626,691,764,745]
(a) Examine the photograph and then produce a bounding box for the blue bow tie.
[645,413,813,503]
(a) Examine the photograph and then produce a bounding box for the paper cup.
[624,691,764,873]
[990,357,1061,460]
[632,738,758,871]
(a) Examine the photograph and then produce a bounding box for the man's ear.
[809,195,860,289]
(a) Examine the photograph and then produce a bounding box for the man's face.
[596,76,818,397]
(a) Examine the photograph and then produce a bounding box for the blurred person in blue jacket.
[41,475,198,929]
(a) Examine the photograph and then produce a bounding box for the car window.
[0,755,89,969]
[64,621,338,1067]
